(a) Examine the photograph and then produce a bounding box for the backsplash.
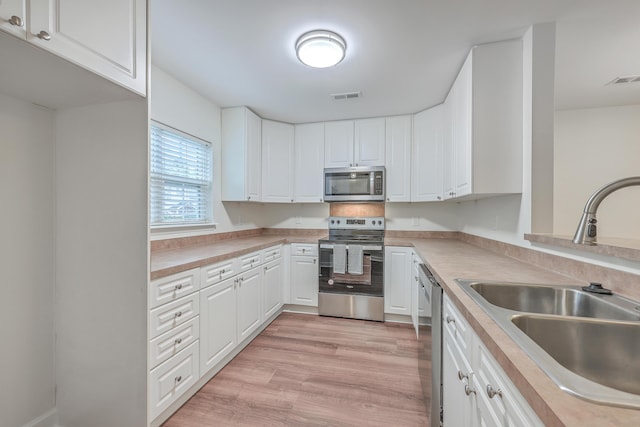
[329,203,385,217]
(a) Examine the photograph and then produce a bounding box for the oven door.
[318,242,384,297]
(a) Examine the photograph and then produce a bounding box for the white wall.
[150,66,264,236]
[55,100,148,427]
[554,105,640,239]
[0,93,56,427]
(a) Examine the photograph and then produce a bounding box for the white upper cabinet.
[443,39,523,200]
[412,106,444,202]
[294,122,325,203]
[222,107,262,202]
[262,120,294,203]
[324,120,354,168]
[325,118,385,168]
[0,0,147,95]
[385,115,412,202]
[354,118,386,166]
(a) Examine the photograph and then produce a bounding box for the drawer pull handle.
[486,384,503,399]
[37,30,51,41]
[175,284,183,291]
[264,266,268,271]
[174,337,182,345]
[313,259,316,264]
[464,385,476,396]
[174,311,183,318]
[9,16,24,27]
[446,316,455,325]
[175,375,182,383]
[457,370,469,381]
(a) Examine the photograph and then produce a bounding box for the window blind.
[150,123,212,226]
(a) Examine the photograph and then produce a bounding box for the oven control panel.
[328,216,385,230]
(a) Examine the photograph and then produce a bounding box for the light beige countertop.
[151,233,640,425]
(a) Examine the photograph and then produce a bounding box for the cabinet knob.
[264,266,268,271]
[174,337,182,345]
[247,196,251,200]
[349,163,353,167]
[457,370,469,381]
[464,385,476,396]
[174,283,183,291]
[291,199,294,202]
[175,375,182,383]
[313,258,317,264]
[320,198,323,202]
[36,30,51,41]
[446,316,455,325]
[486,384,503,399]
[387,197,390,202]
[9,15,24,27]
[437,196,442,200]
[174,311,182,318]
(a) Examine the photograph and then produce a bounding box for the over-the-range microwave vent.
[331,91,361,100]
[607,75,640,85]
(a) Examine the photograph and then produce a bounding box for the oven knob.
[337,220,341,224]
[378,220,382,225]
[331,219,335,224]
[371,220,375,225]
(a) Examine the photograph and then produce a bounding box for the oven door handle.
[319,243,383,251]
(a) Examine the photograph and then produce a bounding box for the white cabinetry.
[384,246,412,316]
[385,115,412,202]
[443,40,523,200]
[324,118,385,168]
[222,107,262,201]
[290,243,318,306]
[263,258,283,319]
[0,0,146,95]
[199,276,237,374]
[262,120,294,202]
[237,266,263,342]
[294,122,325,203]
[442,294,543,427]
[412,106,444,201]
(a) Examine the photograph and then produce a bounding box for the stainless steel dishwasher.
[418,263,442,427]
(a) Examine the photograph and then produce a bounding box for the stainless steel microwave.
[323,166,385,202]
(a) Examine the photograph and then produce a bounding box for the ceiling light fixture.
[295,30,346,68]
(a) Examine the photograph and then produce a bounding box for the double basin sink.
[456,280,640,409]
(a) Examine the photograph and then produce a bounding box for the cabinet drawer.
[443,295,470,354]
[149,293,199,339]
[291,243,318,256]
[262,245,282,263]
[149,341,200,420]
[201,258,238,289]
[149,317,200,370]
[239,250,262,271]
[149,268,200,309]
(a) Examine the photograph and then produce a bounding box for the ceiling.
[151,0,640,124]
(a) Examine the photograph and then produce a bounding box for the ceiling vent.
[331,91,361,100]
[607,75,640,85]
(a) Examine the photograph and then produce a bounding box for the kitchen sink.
[468,282,640,321]
[456,279,640,409]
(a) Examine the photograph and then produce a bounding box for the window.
[150,122,213,226]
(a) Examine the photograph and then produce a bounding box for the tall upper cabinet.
[385,115,412,202]
[412,106,444,202]
[443,39,523,200]
[294,122,325,203]
[262,120,294,202]
[222,107,262,201]
[0,0,147,95]
[324,118,385,168]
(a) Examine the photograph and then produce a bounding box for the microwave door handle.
[370,172,374,195]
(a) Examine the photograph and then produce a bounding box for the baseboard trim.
[21,409,57,427]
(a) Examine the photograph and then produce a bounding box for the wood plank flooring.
[162,312,430,426]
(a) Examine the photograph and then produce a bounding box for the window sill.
[150,223,217,240]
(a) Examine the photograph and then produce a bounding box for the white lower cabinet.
[149,341,199,420]
[237,267,263,341]
[442,294,543,427]
[263,258,283,319]
[384,246,413,316]
[199,276,238,374]
[290,243,318,306]
[149,317,200,370]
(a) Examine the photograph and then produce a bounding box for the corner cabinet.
[385,115,412,202]
[442,294,543,427]
[324,118,385,168]
[261,120,294,202]
[443,39,523,200]
[293,122,325,203]
[0,0,147,95]
[221,107,262,201]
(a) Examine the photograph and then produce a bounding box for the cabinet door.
[262,120,294,202]
[29,0,146,95]
[453,54,472,198]
[383,246,412,315]
[324,120,354,168]
[385,115,412,202]
[354,117,385,166]
[294,122,325,203]
[442,96,455,199]
[263,259,283,319]
[443,330,476,427]
[290,255,318,306]
[200,277,237,375]
[237,267,262,342]
[412,106,444,202]
[246,109,262,201]
[0,0,27,38]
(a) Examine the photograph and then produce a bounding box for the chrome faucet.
[573,176,640,245]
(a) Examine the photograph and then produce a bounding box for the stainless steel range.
[318,216,384,321]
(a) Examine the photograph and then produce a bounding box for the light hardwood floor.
[162,312,430,426]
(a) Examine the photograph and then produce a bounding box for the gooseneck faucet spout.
[573,176,640,245]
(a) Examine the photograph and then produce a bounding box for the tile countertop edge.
[401,238,640,427]
[150,234,326,280]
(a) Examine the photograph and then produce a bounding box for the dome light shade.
[296,30,346,68]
